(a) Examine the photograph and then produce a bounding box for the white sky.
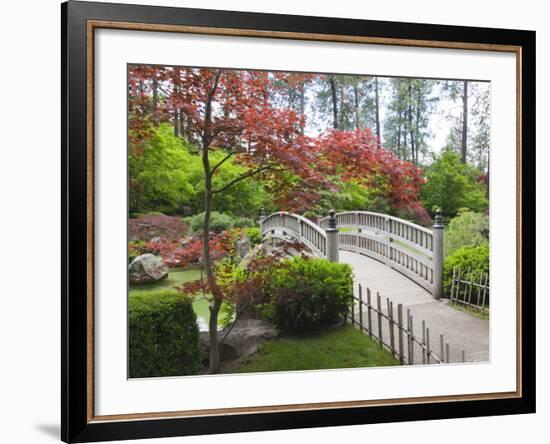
[302,77,490,158]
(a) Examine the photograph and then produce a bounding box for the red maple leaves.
[139,231,233,268]
[128,65,426,216]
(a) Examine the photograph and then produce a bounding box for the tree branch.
[210,151,237,176]
[212,164,281,194]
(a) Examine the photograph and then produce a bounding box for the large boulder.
[240,239,315,269]
[129,253,169,284]
[221,318,279,357]
[199,334,239,363]
[235,236,252,260]
[200,319,279,363]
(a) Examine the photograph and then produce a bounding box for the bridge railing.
[319,211,434,255]
[261,209,444,299]
[260,211,327,257]
[319,211,443,298]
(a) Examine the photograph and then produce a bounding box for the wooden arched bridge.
[259,210,490,365]
[260,210,445,301]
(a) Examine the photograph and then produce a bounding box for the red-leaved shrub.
[128,214,188,242]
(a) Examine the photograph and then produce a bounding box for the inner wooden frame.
[86,19,523,424]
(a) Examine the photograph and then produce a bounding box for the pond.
[129,267,218,331]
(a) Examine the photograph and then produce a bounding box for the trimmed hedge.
[261,257,354,331]
[129,290,201,378]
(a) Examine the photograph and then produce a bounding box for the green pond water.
[129,267,214,331]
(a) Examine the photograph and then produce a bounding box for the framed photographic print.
[61,1,536,442]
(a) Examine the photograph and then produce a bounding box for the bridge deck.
[339,251,433,306]
[339,251,489,363]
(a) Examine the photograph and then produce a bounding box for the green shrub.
[129,290,201,378]
[233,217,256,228]
[128,240,146,264]
[185,211,235,233]
[243,227,262,245]
[443,244,489,299]
[129,124,195,214]
[420,150,488,218]
[261,257,354,331]
[445,211,489,257]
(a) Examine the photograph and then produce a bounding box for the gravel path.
[339,251,489,364]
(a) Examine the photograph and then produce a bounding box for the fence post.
[325,209,340,263]
[407,309,414,365]
[377,293,383,349]
[397,304,404,365]
[351,293,355,326]
[422,320,426,364]
[388,299,395,357]
[432,209,445,300]
[426,327,431,364]
[367,288,373,337]
[359,284,363,332]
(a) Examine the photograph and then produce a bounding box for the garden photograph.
[127,65,490,378]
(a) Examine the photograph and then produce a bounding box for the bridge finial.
[259,207,266,220]
[433,208,444,228]
[328,209,337,229]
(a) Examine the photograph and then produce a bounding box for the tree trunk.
[139,80,145,114]
[402,128,408,161]
[152,77,159,126]
[134,186,141,213]
[396,110,402,159]
[407,80,415,164]
[354,83,360,130]
[461,80,469,163]
[415,84,421,164]
[375,77,381,145]
[173,109,180,137]
[299,81,306,135]
[202,171,223,374]
[179,108,185,139]
[201,70,223,374]
[329,76,338,129]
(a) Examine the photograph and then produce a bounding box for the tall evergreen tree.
[443,81,489,171]
[384,78,435,164]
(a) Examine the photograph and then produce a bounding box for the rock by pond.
[129,253,169,284]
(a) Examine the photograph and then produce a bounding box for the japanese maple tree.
[128,66,428,373]
[133,67,327,372]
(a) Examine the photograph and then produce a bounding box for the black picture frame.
[61,1,536,442]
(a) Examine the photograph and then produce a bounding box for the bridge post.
[432,209,445,300]
[325,209,339,263]
[258,208,266,235]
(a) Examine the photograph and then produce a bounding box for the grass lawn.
[226,325,399,373]
[129,267,213,329]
